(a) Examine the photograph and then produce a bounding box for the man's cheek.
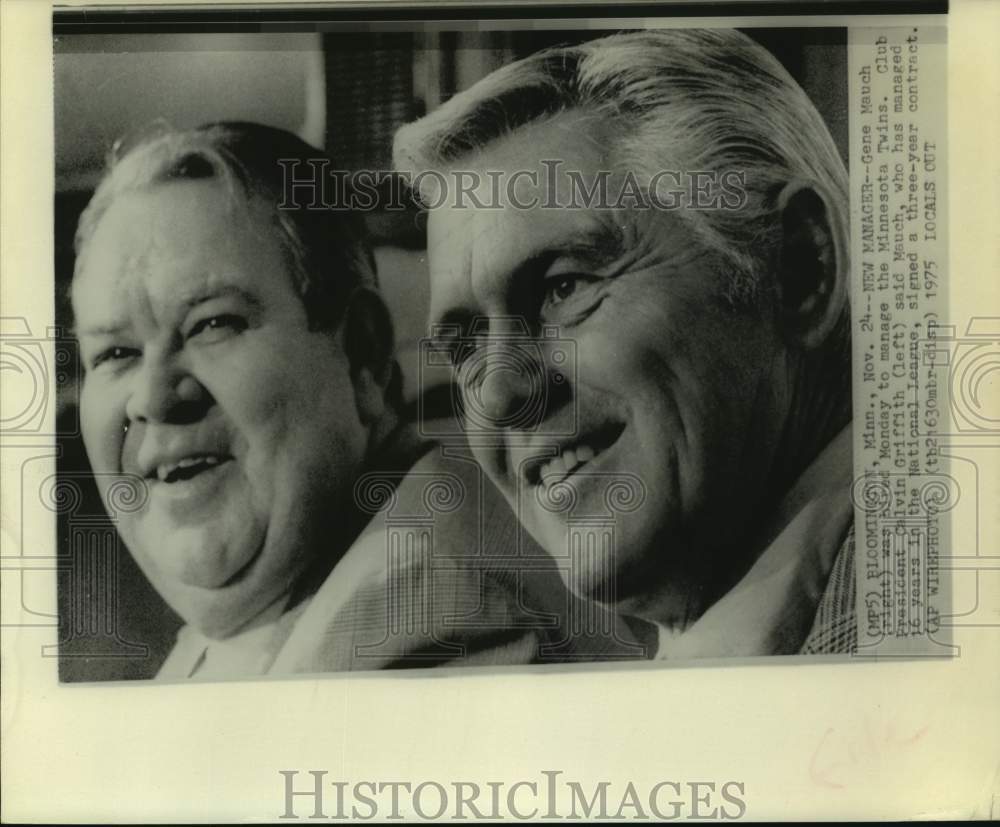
[235,440,272,516]
[570,329,618,382]
[573,332,649,396]
[81,410,122,473]
[113,511,157,578]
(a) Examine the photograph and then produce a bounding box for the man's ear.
[341,287,396,426]
[773,181,849,350]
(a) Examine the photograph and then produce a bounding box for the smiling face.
[426,113,794,625]
[73,180,370,637]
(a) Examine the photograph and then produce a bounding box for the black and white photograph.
[53,23,862,682]
[3,0,997,822]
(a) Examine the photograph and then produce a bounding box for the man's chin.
[152,549,255,591]
[129,521,263,588]
[163,583,273,640]
[527,512,666,604]
[133,550,275,639]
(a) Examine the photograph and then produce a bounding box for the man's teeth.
[156,455,222,482]
[537,444,597,486]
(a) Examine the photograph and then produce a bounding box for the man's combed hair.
[393,29,849,309]
[75,121,378,333]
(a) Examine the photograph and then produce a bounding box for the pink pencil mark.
[809,712,930,790]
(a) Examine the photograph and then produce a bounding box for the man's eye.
[541,274,601,312]
[90,345,139,371]
[544,276,580,305]
[186,314,247,342]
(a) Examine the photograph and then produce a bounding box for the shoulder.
[271,528,549,672]
[800,521,857,655]
[272,440,646,673]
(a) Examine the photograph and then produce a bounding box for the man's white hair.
[394,29,848,311]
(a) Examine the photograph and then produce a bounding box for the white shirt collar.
[158,596,311,680]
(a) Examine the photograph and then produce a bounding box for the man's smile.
[145,456,237,511]
[130,432,238,509]
[154,453,230,483]
[518,421,627,491]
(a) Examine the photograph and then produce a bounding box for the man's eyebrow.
[73,321,125,338]
[537,224,627,270]
[429,224,627,327]
[505,224,627,302]
[74,285,264,338]
[176,283,264,311]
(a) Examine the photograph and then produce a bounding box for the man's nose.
[124,352,210,425]
[462,338,562,430]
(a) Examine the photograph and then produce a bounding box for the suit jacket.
[271,427,857,673]
[271,445,649,673]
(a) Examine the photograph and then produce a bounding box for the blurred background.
[53,27,847,680]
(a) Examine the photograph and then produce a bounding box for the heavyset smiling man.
[394,29,858,656]
[71,123,409,677]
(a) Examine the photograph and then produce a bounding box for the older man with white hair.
[393,28,856,658]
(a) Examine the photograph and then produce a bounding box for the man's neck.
[621,356,851,635]
[633,422,854,653]
[769,347,851,499]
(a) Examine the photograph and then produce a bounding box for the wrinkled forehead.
[480,108,611,168]
[427,109,615,195]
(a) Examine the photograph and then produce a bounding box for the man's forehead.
[463,108,612,171]
[72,181,279,326]
[101,180,247,245]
